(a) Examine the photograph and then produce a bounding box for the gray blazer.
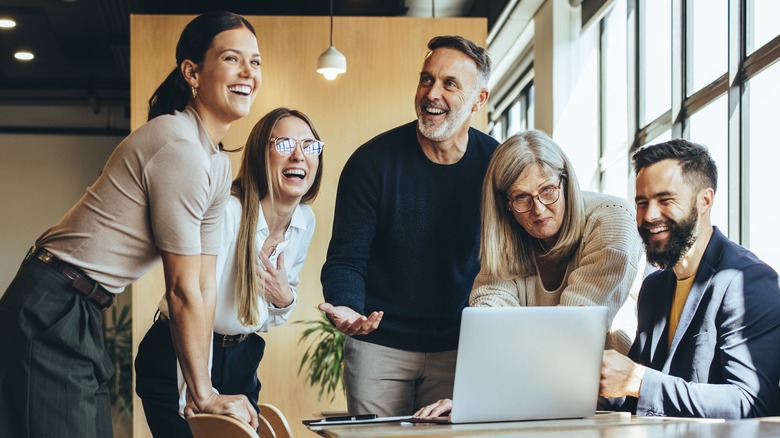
[608,227,780,418]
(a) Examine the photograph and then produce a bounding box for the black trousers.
[0,256,114,438]
[135,318,265,438]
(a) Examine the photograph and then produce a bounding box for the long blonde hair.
[480,130,585,280]
[230,108,323,326]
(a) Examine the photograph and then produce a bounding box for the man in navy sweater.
[320,35,498,416]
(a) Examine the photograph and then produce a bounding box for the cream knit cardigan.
[470,191,645,355]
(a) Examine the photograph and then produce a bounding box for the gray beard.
[416,100,474,142]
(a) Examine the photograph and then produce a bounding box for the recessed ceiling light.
[15,51,34,61]
[0,18,17,28]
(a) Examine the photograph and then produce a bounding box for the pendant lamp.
[317,0,347,80]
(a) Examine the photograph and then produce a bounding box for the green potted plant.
[295,311,346,401]
[103,305,133,436]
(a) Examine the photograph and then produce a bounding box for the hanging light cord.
[329,0,334,46]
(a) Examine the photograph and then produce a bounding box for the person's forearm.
[321,265,368,312]
[625,364,645,398]
[168,283,214,408]
[267,286,294,308]
[469,271,523,307]
[267,286,296,325]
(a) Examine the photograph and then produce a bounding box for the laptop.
[448,306,608,424]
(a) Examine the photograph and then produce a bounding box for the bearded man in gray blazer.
[599,139,780,418]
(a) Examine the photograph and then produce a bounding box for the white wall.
[0,105,125,294]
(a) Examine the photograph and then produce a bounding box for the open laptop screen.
[450,306,609,424]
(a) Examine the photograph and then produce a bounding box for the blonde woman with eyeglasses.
[473,129,642,350]
[136,108,323,437]
[415,129,644,420]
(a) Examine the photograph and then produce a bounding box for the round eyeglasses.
[507,181,562,213]
[270,137,324,156]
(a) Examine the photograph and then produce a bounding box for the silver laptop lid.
[449,306,609,424]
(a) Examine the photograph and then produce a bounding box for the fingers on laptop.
[414,399,452,418]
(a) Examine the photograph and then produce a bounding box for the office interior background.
[1,0,779,437]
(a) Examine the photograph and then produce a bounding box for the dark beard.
[639,207,699,270]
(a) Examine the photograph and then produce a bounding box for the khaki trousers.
[344,336,457,416]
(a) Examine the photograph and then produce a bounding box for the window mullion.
[671,0,685,137]
[634,0,645,136]
[727,0,745,242]
[598,18,607,192]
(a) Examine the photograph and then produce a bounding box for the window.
[688,95,728,229]
[746,60,780,268]
[748,0,780,54]
[557,20,600,191]
[507,101,523,137]
[490,0,779,264]
[488,83,534,144]
[600,0,630,198]
[639,0,672,125]
[687,0,727,95]
[627,0,780,256]
[489,119,504,142]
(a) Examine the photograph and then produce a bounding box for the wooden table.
[308,413,780,437]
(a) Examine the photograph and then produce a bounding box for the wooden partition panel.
[131,15,487,438]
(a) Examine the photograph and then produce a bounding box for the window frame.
[624,0,780,245]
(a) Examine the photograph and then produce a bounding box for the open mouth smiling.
[423,105,448,116]
[642,219,670,234]
[228,84,252,96]
[283,168,306,180]
[648,224,669,234]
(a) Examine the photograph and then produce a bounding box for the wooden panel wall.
[131,15,487,438]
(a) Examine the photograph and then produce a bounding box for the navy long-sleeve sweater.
[321,121,498,352]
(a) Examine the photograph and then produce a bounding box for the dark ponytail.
[147,11,256,121]
[147,69,190,121]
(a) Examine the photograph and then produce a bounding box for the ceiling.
[0,0,509,112]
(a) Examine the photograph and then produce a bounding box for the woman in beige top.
[0,12,261,437]
[415,129,644,418]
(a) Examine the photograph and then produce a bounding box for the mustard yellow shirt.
[669,276,696,346]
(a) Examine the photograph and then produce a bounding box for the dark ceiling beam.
[0,126,129,137]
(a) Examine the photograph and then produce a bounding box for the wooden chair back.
[187,413,259,438]
[257,414,276,438]
[259,403,294,438]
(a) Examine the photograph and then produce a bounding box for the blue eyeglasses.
[270,137,324,156]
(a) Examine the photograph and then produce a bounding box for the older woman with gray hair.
[415,129,643,418]
[473,129,642,351]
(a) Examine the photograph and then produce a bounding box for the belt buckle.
[217,334,246,348]
[37,249,53,264]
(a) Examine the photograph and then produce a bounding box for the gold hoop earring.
[191,87,198,98]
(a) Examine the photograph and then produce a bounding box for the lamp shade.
[317,46,347,80]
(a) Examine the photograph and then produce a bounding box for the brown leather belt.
[157,312,250,348]
[32,247,115,310]
[213,333,250,348]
